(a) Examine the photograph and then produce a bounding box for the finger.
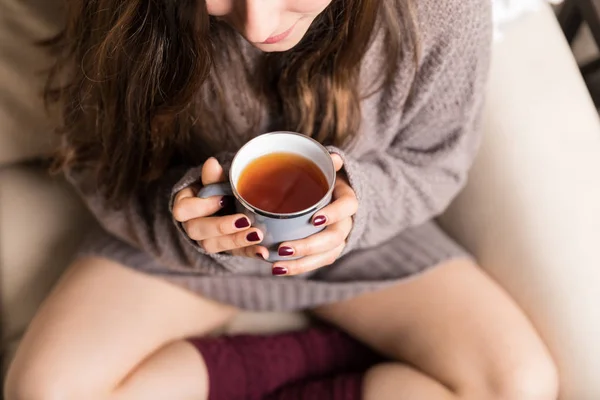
[231,245,269,261]
[277,218,352,258]
[184,213,251,241]
[201,157,226,186]
[310,180,358,228]
[174,187,196,205]
[200,228,263,254]
[330,153,344,172]
[173,195,226,222]
[272,243,345,276]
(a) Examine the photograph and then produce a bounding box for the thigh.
[313,259,555,394]
[5,257,236,396]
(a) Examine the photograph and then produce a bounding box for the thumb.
[330,153,344,172]
[201,157,226,186]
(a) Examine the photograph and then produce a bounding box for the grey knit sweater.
[71,0,492,311]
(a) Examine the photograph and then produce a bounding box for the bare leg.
[4,257,237,400]
[313,259,559,400]
[112,341,210,400]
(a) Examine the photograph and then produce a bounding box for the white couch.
[2,3,600,398]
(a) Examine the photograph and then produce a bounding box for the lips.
[262,21,299,44]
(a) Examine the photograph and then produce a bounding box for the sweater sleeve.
[331,1,492,254]
[65,162,234,272]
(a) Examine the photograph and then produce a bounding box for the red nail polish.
[272,266,288,276]
[246,232,260,242]
[313,215,327,227]
[235,218,250,229]
[278,246,294,257]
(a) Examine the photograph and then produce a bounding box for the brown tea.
[237,152,329,214]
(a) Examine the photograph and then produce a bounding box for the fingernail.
[313,215,327,227]
[278,246,294,257]
[272,266,288,276]
[256,252,265,260]
[235,218,250,229]
[246,231,261,242]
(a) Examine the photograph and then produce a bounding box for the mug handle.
[196,182,234,199]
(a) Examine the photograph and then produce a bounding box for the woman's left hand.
[232,154,358,276]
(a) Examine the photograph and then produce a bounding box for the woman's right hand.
[172,157,265,257]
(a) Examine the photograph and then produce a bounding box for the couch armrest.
[0,0,64,166]
[440,5,600,399]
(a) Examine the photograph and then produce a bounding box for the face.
[206,0,333,52]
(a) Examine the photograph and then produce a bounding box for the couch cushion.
[0,164,95,378]
[440,5,600,399]
[0,0,64,166]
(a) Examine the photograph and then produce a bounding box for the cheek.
[205,0,232,16]
[286,0,333,14]
[206,0,333,18]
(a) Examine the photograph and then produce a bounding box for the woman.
[5,0,558,399]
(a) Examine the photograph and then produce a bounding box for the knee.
[466,352,559,400]
[4,361,90,400]
[5,366,48,400]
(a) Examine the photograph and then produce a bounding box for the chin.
[252,39,301,52]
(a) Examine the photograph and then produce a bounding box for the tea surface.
[237,152,329,214]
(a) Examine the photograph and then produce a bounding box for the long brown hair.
[45,0,418,207]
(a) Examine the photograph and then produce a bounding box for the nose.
[242,0,281,43]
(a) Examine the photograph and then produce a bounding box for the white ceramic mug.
[197,132,336,262]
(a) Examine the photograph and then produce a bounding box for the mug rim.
[228,131,336,220]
